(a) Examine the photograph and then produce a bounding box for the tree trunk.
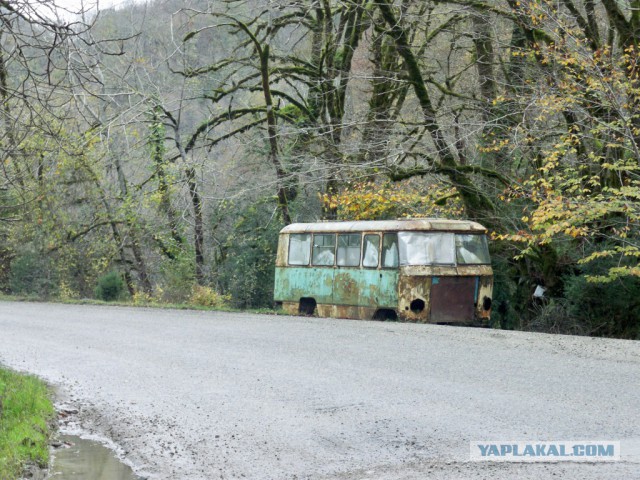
[259,43,292,225]
[186,167,205,285]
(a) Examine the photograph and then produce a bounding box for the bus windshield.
[398,232,490,266]
[455,234,491,264]
[398,232,455,265]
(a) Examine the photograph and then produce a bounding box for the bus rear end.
[394,231,493,325]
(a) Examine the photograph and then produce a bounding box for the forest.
[1,0,639,338]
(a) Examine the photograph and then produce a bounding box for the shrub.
[131,290,153,305]
[9,251,58,297]
[157,250,195,303]
[564,273,640,339]
[189,285,231,308]
[525,299,583,335]
[94,271,125,301]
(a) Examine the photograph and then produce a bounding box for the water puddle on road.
[50,435,142,480]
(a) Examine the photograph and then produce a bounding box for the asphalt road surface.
[0,301,638,479]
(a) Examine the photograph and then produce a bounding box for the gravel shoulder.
[0,301,638,479]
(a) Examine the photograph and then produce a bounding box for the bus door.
[310,233,336,305]
[332,233,362,307]
[378,233,400,308]
[429,276,477,323]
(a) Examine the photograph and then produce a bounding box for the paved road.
[0,302,638,479]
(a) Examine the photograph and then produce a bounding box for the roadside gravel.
[0,301,638,479]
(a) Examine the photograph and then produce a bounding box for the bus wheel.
[298,298,317,316]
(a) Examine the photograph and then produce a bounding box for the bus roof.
[280,218,487,234]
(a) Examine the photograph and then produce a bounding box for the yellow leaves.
[586,266,640,283]
[494,231,533,243]
[325,180,463,221]
[498,146,640,282]
[579,246,640,267]
[563,226,587,238]
[319,192,338,212]
[478,138,510,153]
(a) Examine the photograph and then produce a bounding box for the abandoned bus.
[273,219,493,324]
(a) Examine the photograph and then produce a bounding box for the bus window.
[398,232,455,265]
[288,233,311,265]
[312,234,336,266]
[362,234,380,268]
[456,234,490,264]
[337,233,361,267]
[382,233,399,268]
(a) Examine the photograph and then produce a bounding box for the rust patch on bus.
[397,276,431,323]
[317,304,377,320]
[476,276,493,321]
[333,270,386,311]
[275,234,289,267]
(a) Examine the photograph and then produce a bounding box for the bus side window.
[312,234,336,266]
[382,233,398,268]
[288,233,311,265]
[337,233,361,266]
[362,234,380,268]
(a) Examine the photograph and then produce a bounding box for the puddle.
[50,435,142,480]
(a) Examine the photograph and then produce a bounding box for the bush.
[487,245,531,330]
[157,249,195,303]
[564,273,640,339]
[94,271,126,301]
[9,251,58,298]
[525,299,584,335]
[189,285,231,308]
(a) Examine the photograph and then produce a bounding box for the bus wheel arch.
[373,308,398,321]
[298,297,317,316]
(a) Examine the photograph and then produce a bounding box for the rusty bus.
[273,219,493,324]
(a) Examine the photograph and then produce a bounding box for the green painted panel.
[274,267,334,303]
[378,270,399,306]
[333,268,398,307]
[275,267,398,308]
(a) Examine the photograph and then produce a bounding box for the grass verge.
[0,293,283,316]
[0,368,54,480]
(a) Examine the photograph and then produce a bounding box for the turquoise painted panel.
[275,267,398,308]
[378,270,399,306]
[274,267,334,303]
[333,268,398,307]
[333,268,376,307]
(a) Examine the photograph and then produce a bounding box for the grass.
[0,368,54,480]
[0,292,284,316]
